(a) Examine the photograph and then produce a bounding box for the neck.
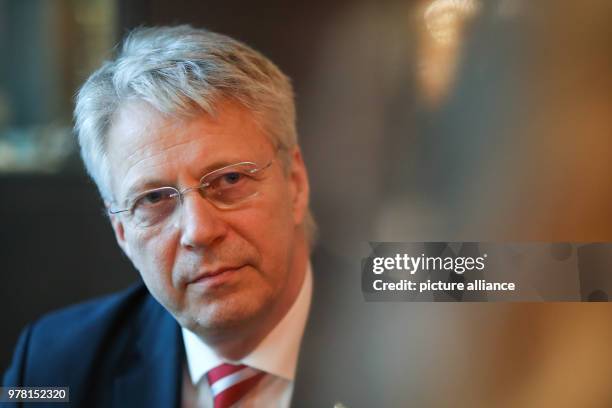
[198,232,309,361]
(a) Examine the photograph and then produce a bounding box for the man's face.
[106,100,309,334]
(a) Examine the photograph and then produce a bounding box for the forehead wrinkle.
[123,136,206,173]
[110,101,202,166]
[116,136,208,199]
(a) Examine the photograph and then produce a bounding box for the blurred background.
[1,0,612,406]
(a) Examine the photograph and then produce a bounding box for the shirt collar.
[182,263,313,384]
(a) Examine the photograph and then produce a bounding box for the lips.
[187,265,245,285]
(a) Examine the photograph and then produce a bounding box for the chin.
[183,293,270,333]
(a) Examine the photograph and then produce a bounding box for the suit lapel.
[113,295,184,408]
[291,249,345,408]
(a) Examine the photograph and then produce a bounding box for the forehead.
[106,100,274,197]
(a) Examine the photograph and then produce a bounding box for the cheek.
[125,227,179,292]
[230,197,296,268]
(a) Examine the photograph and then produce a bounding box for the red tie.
[206,363,266,408]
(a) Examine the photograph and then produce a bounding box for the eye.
[133,188,176,209]
[205,169,255,198]
[198,164,264,207]
[129,187,178,227]
[221,172,243,185]
[205,171,249,192]
[143,190,164,204]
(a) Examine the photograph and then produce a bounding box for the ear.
[287,147,310,226]
[105,201,131,258]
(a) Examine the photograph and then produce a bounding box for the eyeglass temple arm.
[108,207,130,215]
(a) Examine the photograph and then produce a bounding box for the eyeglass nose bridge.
[166,183,214,226]
[174,182,211,204]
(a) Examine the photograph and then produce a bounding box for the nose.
[178,192,228,250]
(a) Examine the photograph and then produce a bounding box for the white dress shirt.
[181,264,313,408]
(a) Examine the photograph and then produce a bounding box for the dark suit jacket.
[3,250,384,408]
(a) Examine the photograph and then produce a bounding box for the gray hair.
[74,25,316,243]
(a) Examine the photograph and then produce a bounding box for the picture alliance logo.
[371,253,488,275]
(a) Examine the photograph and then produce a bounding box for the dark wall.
[0,174,138,370]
